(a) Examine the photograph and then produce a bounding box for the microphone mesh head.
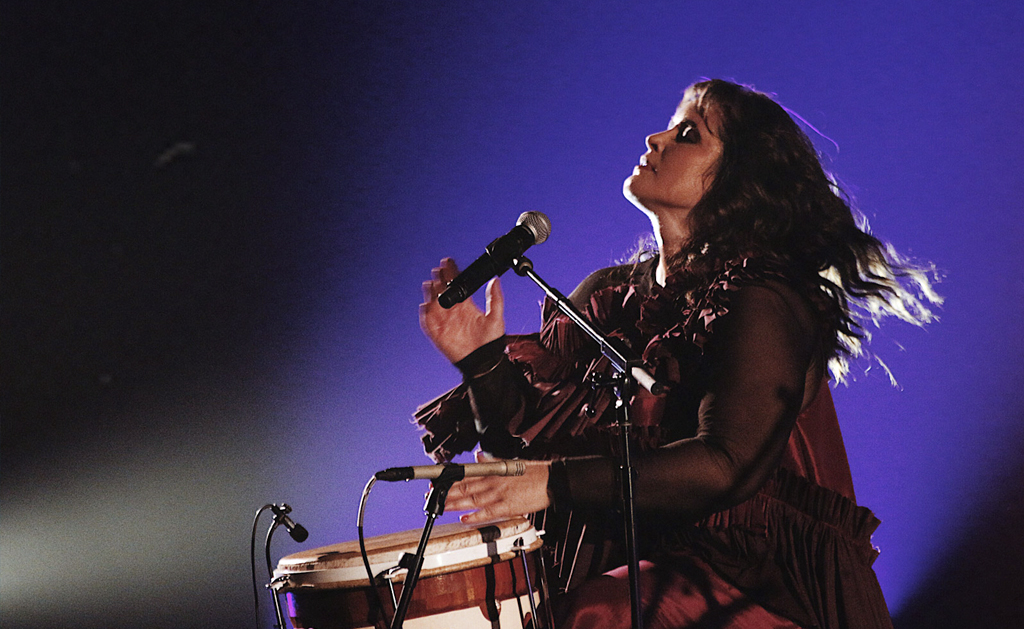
[516,211,552,245]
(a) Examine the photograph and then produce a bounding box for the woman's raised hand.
[420,257,506,363]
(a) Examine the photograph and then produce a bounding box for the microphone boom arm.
[512,254,654,629]
[511,256,663,395]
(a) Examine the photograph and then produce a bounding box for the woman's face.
[623,96,724,220]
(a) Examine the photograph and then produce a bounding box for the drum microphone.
[270,503,309,542]
[375,460,527,482]
[437,211,551,309]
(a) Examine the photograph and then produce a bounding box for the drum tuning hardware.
[381,566,404,610]
[267,574,291,592]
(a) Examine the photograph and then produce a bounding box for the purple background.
[3,2,1022,627]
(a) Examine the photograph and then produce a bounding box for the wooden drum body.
[273,517,545,629]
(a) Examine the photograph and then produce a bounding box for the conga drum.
[273,516,546,628]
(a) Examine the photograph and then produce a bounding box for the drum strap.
[483,563,500,627]
[485,536,503,626]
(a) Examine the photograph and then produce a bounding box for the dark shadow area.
[0,2,345,473]
[893,408,1024,628]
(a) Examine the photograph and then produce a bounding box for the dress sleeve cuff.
[547,458,573,513]
[454,336,508,379]
[560,455,616,510]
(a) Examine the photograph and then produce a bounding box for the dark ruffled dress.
[415,258,894,629]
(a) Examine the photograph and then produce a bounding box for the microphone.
[375,460,527,482]
[438,211,551,309]
[270,503,309,542]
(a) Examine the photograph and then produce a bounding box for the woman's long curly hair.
[668,79,941,383]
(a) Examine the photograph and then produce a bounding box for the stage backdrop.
[2,2,1022,628]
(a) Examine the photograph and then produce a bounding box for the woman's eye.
[675,122,699,143]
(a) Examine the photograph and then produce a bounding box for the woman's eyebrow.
[670,106,706,130]
[668,114,690,128]
[668,116,705,135]
[689,112,711,131]
[690,111,720,137]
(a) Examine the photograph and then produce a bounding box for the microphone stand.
[264,519,288,629]
[389,466,460,629]
[512,255,658,629]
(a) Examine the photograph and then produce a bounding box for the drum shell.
[284,551,542,628]
[275,517,545,629]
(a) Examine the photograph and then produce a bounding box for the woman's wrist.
[454,336,507,378]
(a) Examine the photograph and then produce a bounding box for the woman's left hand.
[445,452,551,524]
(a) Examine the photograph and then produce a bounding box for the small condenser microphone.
[374,461,527,482]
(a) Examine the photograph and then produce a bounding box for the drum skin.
[275,517,544,629]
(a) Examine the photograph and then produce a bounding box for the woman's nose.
[646,129,668,151]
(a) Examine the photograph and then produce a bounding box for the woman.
[416,79,938,628]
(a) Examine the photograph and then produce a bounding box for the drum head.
[274,516,542,590]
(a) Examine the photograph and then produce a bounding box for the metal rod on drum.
[515,539,541,628]
[264,523,288,629]
[535,535,556,629]
[383,568,401,611]
[268,576,290,629]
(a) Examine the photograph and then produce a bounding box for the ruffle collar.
[542,257,789,364]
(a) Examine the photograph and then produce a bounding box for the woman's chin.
[622,176,641,203]
[623,180,653,215]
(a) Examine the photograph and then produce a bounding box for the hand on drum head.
[445,452,551,524]
[419,257,506,364]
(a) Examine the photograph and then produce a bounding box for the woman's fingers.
[459,504,504,524]
[423,259,460,305]
[443,459,551,524]
[439,257,460,285]
[449,480,512,524]
[445,476,496,510]
[484,277,503,322]
[422,280,437,303]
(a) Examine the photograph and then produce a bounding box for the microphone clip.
[270,503,309,543]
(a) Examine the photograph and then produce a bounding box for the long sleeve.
[453,265,631,456]
[415,264,634,461]
[452,337,539,458]
[562,281,821,519]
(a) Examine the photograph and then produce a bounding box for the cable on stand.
[356,474,393,628]
[512,255,665,629]
[251,503,308,629]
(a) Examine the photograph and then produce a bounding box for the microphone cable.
[251,503,308,629]
[357,474,391,627]
[251,504,276,629]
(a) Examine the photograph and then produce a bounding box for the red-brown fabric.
[414,258,893,629]
[556,558,804,629]
[779,381,856,502]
